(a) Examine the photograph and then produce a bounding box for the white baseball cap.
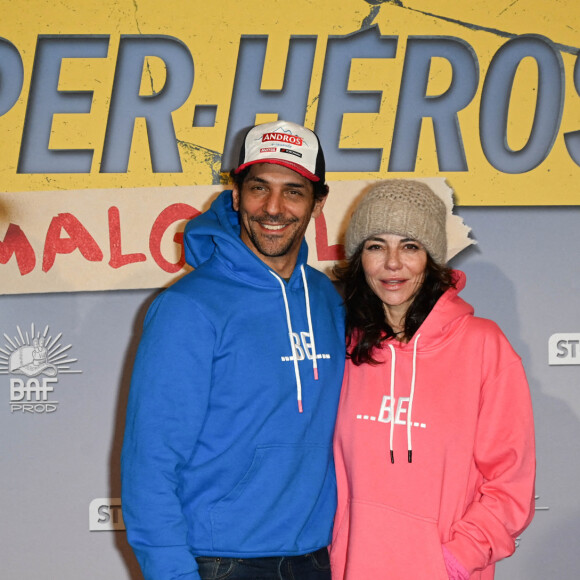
[235,120,326,182]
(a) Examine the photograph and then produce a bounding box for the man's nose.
[263,190,283,215]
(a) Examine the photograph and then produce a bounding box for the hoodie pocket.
[209,444,334,552]
[332,499,448,580]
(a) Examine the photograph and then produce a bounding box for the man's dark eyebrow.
[246,175,307,189]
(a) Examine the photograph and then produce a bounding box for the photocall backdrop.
[1,1,578,578]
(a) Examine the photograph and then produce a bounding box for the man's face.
[232,163,326,277]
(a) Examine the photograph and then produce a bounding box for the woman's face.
[361,233,428,322]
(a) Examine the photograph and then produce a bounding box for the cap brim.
[234,159,320,182]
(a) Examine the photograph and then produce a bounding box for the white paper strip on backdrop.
[1,178,473,294]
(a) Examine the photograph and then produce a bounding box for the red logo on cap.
[262,132,303,146]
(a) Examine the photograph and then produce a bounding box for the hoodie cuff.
[442,545,470,580]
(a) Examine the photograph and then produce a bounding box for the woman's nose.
[384,248,402,269]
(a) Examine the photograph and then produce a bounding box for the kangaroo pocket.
[332,499,448,580]
[209,444,334,552]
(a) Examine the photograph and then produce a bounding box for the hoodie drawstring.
[300,265,319,380]
[387,334,421,463]
[387,344,396,464]
[407,334,420,463]
[270,266,318,413]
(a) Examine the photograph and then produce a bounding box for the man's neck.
[263,256,297,279]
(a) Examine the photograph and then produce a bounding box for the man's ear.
[232,184,240,211]
[311,187,329,220]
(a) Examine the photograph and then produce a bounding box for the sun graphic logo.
[0,324,82,414]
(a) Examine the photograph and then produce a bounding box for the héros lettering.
[1,27,578,176]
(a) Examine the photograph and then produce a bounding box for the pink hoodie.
[331,271,535,580]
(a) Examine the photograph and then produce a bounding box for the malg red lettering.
[0,224,36,275]
[314,211,345,261]
[43,213,103,272]
[108,206,147,268]
[149,203,200,273]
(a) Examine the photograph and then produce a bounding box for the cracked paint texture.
[0,0,578,205]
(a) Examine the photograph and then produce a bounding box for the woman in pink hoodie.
[330,180,535,580]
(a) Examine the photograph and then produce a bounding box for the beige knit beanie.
[345,179,447,264]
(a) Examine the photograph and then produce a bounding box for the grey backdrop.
[1,205,579,579]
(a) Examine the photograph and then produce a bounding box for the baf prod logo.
[0,323,82,413]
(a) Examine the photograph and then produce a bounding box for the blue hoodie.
[121,190,345,580]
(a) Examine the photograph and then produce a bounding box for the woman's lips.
[380,279,407,289]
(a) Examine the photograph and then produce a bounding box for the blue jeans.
[195,547,331,580]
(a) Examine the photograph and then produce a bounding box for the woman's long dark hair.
[334,245,455,365]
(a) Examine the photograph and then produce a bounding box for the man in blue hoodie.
[121,121,346,580]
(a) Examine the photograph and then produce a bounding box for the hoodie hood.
[183,188,324,413]
[390,270,474,353]
[183,189,309,288]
